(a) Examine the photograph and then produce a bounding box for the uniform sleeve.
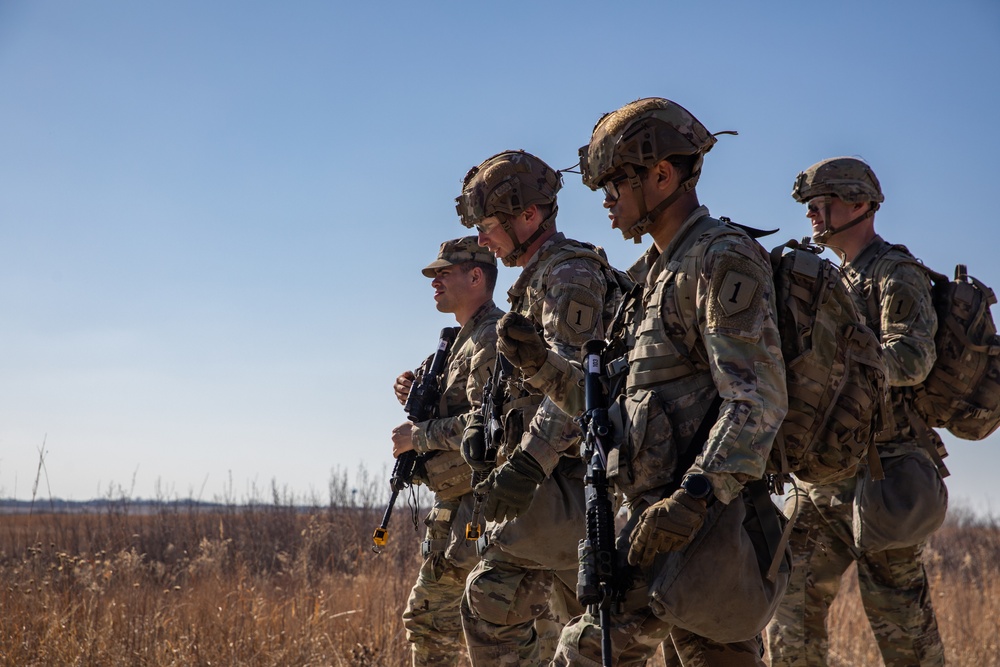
[525,349,586,417]
[519,258,609,474]
[466,330,499,410]
[878,261,938,386]
[692,235,788,504]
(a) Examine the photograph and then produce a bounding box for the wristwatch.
[681,473,714,504]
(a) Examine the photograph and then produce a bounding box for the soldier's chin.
[619,221,642,242]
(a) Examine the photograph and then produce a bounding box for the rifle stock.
[372,327,458,554]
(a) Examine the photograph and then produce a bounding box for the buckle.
[475,534,490,557]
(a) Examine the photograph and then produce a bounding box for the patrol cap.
[422,236,496,278]
[792,157,884,207]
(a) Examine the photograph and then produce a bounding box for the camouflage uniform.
[767,236,945,667]
[401,238,505,667]
[767,157,945,667]
[462,231,620,666]
[537,207,787,666]
[457,151,620,667]
[502,99,788,666]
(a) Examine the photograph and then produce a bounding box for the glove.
[461,414,493,474]
[497,312,547,377]
[476,449,546,522]
[627,488,709,570]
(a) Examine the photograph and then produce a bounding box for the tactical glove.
[496,312,547,377]
[627,488,709,570]
[461,414,493,474]
[476,449,546,522]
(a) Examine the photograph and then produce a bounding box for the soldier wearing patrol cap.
[454,150,626,666]
[767,157,946,667]
[499,98,790,666]
[391,236,505,667]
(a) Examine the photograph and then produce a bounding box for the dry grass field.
[1,471,998,667]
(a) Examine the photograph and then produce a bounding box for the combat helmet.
[456,150,562,267]
[792,157,884,244]
[579,97,719,242]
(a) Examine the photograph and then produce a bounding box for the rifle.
[577,339,617,667]
[372,326,458,554]
[465,353,513,541]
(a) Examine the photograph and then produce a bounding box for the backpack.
[867,247,1000,441]
[601,221,887,487]
[767,237,888,485]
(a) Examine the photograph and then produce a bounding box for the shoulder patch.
[885,290,913,321]
[566,299,596,334]
[717,270,757,317]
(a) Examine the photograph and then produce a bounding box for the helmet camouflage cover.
[579,97,717,191]
[791,156,884,208]
[455,150,562,228]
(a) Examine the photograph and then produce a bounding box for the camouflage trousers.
[550,571,765,667]
[403,495,480,667]
[766,481,944,667]
[461,556,581,667]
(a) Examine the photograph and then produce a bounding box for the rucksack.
[601,221,887,487]
[767,237,888,485]
[867,246,1000,441]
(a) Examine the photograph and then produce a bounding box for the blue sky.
[1,1,998,512]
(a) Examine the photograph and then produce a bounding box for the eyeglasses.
[475,218,499,234]
[806,196,837,214]
[602,174,630,202]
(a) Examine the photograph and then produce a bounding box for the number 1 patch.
[567,299,596,334]
[886,291,913,321]
[718,270,757,317]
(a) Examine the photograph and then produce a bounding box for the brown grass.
[1,475,998,667]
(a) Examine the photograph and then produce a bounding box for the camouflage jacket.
[411,299,504,454]
[507,232,622,475]
[530,208,787,505]
[842,235,944,459]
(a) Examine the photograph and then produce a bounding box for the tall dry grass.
[0,467,428,666]
[1,469,998,666]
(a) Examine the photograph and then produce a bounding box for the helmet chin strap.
[619,163,699,243]
[498,204,559,267]
[813,203,874,245]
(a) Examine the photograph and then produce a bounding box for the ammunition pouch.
[422,450,473,501]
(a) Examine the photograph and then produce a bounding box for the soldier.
[454,150,624,666]
[391,236,504,667]
[766,157,946,666]
[498,98,789,666]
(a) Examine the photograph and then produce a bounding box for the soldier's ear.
[652,159,676,191]
[469,266,484,287]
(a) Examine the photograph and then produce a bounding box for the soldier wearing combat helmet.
[768,157,946,667]
[455,150,625,666]
[390,236,504,667]
[501,98,789,666]
[791,156,885,246]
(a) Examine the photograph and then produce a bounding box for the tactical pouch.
[647,490,790,644]
[852,449,948,552]
[608,388,680,499]
[422,451,473,501]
